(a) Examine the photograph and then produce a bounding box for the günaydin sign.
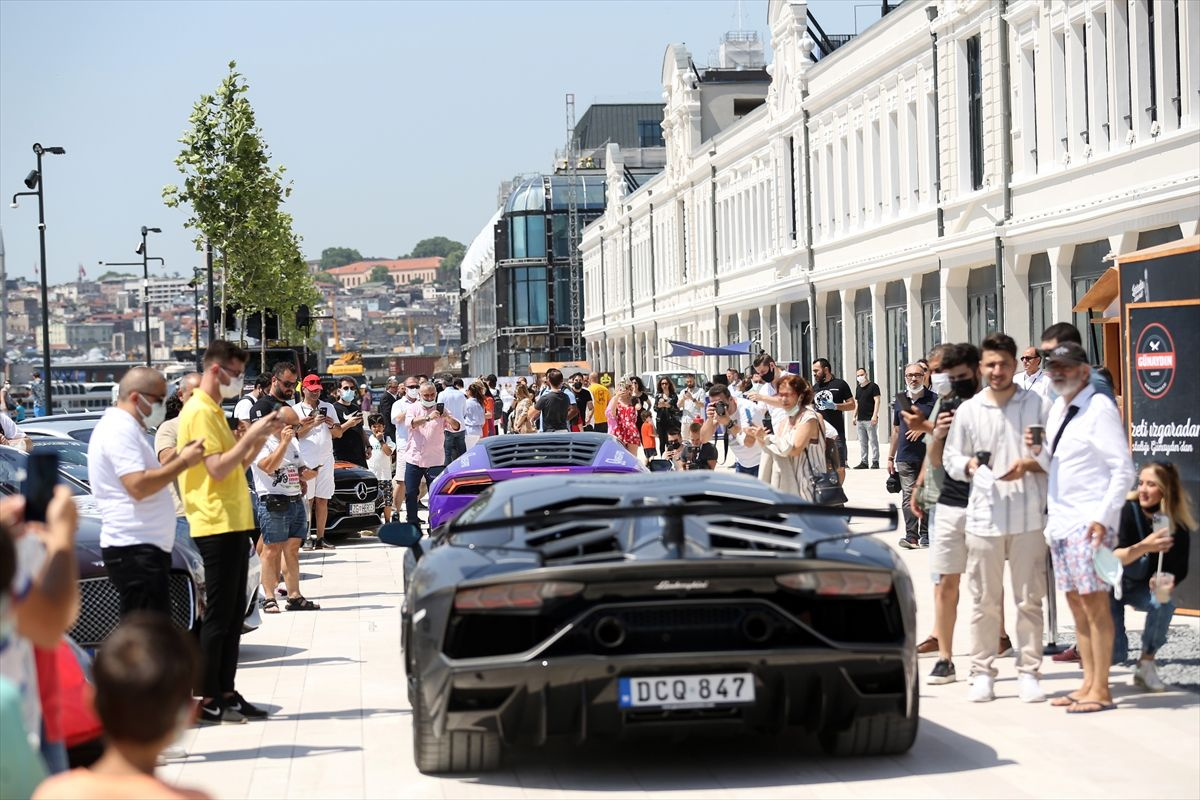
[1127,304,1199,462]
[1133,322,1175,399]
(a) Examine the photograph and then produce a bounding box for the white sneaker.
[158,743,188,763]
[1017,673,1046,703]
[966,674,995,703]
[1134,660,1168,693]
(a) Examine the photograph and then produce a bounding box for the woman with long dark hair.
[627,376,653,418]
[746,374,824,501]
[652,378,677,455]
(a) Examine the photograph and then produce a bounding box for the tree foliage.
[163,61,315,346]
[369,264,391,284]
[407,237,461,259]
[320,247,362,269]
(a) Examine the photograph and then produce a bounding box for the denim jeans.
[101,543,173,618]
[856,420,879,465]
[193,531,251,699]
[896,461,926,543]
[404,461,445,525]
[1112,583,1176,663]
[443,430,467,465]
[733,462,760,478]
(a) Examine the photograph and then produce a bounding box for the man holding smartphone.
[332,377,367,468]
[889,364,937,549]
[88,367,207,618]
[296,374,339,550]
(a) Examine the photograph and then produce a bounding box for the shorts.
[930,504,968,577]
[305,458,335,500]
[1050,524,1114,595]
[379,481,394,507]
[259,496,308,544]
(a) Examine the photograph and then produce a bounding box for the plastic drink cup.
[1028,425,1044,446]
[1151,572,1175,604]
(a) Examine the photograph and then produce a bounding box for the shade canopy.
[665,339,755,357]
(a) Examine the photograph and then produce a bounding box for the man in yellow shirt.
[587,372,610,433]
[177,340,278,725]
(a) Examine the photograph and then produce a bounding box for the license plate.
[349,501,375,516]
[618,672,754,709]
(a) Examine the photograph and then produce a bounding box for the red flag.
[78,263,86,279]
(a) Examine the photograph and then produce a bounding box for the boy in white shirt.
[367,415,395,522]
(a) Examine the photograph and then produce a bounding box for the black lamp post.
[188,267,203,370]
[102,226,164,366]
[10,143,66,416]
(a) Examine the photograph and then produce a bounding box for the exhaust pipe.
[741,612,773,644]
[593,616,627,649]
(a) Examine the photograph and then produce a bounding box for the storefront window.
[508,267,547,326]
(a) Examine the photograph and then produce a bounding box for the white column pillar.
[1048,243,1077,326]
[941,266,969,343]
[840,290,855,381]
[1155,0,1180,134]
[812,291,828,361]
[1107,1,1132,150]
[1180,0,1200,126]
[737,310,749,344]
[904,274,923,361]
[1004,251,1033,347]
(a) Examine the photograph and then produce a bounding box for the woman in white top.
[463,382,486,450]
[747,374,825,502]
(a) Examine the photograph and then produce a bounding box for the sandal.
[260,597,281,615]
[1050,694,1083,707]
[285,596,320,611]
[1066,700,1116,714]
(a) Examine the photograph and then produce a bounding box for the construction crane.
[565,93,584,360]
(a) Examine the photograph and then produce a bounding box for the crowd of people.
[0,318,1194,796]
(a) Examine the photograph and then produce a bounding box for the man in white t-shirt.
[391,376,420,513]
[87,367,206,616]
[234,374,273,422]
[676,375,706,424]
[0,411,30,452]
[249,403,319,612]
[295,374,339,550]
[438,378,468,464]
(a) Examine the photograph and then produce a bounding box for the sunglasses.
[276,379,297,389]
[1020,355,1040,362]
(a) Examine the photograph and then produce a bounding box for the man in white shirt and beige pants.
[944,333,1051,704]
[1042,342,1134,713]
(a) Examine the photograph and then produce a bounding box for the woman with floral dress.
[605,381,641,457]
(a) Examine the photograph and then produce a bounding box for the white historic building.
[581,0,1200,422]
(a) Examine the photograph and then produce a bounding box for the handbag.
[804,423,848,506]
[1122,501,1153,583]
[886,472,902,493]
[262,494,292,513]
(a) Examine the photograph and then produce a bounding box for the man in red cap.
[295,374,340,550]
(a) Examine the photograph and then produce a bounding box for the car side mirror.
[378,522,423,547]
[647,458,674,472]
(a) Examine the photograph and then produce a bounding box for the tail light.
[443,475,494,495]
[776,570,893,596]
[454,580,584,611]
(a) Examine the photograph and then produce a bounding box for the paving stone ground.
[160,440,1200,799]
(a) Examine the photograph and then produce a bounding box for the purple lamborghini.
[427,432,645,529]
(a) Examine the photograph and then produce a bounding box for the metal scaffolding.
[565,93,583,360]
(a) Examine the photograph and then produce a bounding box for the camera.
[713,401,729,417]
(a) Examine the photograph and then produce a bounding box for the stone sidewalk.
[159,441,1200,799]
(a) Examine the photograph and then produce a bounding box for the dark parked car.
[323,459,385,536]
[0,445,206,647]
[380,472,913,774]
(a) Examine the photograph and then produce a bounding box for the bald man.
[249,403,320,612]
[88,367,206,617]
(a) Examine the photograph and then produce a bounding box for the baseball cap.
[301,374,323,391]
[1043,342,1088,366]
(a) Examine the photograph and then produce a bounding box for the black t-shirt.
[1117,501,1191,585]
[939,475,971,508]
[681,441,719,470]
[854,382,880,421]
[572,387,592,420]
[535,390,571,431]
[653,391,677,424]
[331,401,367,466]
[814,377,853,439]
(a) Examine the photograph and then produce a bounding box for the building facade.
[581,0,1199,434]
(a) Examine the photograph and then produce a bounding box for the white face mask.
[406,388,419,400]
[856,375,867,385]
[930,372,951,396]
[906,384,923,399]
[421,398,437,409]
[219,371,244,400]
[138,395,167,429]
[785,403,801,416]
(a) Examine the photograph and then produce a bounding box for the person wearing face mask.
[154,372,202,548]
[810,358,855,470]
[331,378,367,468]
[889,363,938,549]
[87,368,207,618]
[177,340,280,724]
[296,374,340,549]
[402,382,461,526]
[852,368,881,469]
[745,374,825,501]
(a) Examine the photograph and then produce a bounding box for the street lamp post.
[10,143,66,416]
[188,267,203,370]
[102,226,163,367]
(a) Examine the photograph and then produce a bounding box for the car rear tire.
[819,692,919,757]
[412,678,501,774]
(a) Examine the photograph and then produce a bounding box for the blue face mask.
[340,389,356,404]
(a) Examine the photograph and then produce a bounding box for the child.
[639,409,657,462]
[366,414,395,523]
[33,613,209,799]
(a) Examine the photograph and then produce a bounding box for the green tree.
[438,245,465,287]
[369,264,391,284]
[163,61,315,365]
[314,270,338,284]
[408,236,461,259]
[320,247,362,270]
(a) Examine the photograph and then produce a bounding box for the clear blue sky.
[0,0,863,284]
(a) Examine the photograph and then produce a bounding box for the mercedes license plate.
[618,672,754,709]
[349,501,375,516]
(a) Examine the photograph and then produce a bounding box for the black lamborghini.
[379,471,917,774]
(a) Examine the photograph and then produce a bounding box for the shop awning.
[665,339,755,357]
[1073,267,1119,313]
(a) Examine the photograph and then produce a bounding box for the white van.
[639,370,706,394]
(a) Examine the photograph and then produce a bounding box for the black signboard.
[1126,303,1200,477]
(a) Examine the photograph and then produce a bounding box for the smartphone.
[22,450,60,523]
[898,394,913,413]
[975,450,992,468]
[435,402,445,414]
